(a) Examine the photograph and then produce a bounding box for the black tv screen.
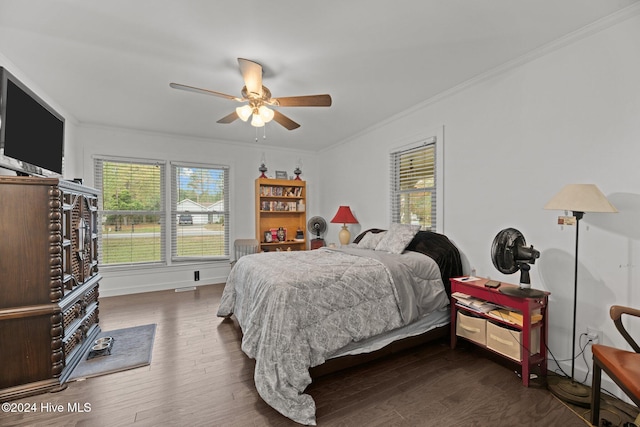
[0,67,65,176]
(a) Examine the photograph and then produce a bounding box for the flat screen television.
[0,67,65,177]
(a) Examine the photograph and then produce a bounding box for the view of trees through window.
[96,159,164,265]
[96,159,231,266]
[391,142,436,230]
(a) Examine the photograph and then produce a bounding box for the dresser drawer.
[63,307,99,360]
[62,284,99,330]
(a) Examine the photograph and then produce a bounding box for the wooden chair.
[590,305,640,426]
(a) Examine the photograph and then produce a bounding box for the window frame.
[94,155,166,268]
[170,161,230,262]
[390,133,443,232]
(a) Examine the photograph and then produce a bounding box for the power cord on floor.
[545,332,595,382]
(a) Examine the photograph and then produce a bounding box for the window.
[95,157,165,266]
[390,138,436,230]
[171,163,229,261]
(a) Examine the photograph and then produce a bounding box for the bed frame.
[310,323,449,378]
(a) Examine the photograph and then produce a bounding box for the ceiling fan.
[170,58,332,130]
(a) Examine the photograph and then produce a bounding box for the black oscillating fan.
[491,228,544,298]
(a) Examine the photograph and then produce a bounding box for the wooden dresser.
[0,176,101,400]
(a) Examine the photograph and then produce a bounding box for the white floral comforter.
[216,247,448,425]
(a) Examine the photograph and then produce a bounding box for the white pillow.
[357,231,387,249]
[374,223,420,254]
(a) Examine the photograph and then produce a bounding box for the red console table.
[450,277,549,386]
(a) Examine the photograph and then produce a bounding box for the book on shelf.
[487,308,542,326]
[507,309,543,325]
[261,201,299,211]
[452,292,499,314]
[453,292,543,326]
[260,186,303,197]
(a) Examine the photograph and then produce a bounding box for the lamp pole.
[570,210,584,381]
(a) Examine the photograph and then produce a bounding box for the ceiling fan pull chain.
[263,126,267,140]
[255,127,258,143]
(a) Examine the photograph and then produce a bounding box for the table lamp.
[330,206,358,245]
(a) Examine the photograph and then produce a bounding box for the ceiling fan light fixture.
[236,105,253,122]
[258,105,274,123]
[251,113,265,127]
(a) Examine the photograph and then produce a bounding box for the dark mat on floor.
[69,324,156,381]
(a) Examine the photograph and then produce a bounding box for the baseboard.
[99,276,227,297]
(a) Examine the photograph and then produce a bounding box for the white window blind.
[390,139,436,230]
[171,163,229,261]
[94,157,166,266]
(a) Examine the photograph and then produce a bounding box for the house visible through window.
[94,157,165,266]
[390,138,436,230]
[172,163,229,261]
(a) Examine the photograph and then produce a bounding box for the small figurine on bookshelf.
[258,153,267,178]
[294,159,303,180]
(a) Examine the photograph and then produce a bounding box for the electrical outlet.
[587,327,601,345]
[194,271,200,281]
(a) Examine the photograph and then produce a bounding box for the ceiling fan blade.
[217,111,239,124]
[272,110,300,130]
[272,94,332,107]
[170,83,241,101]
[238,58,263,97]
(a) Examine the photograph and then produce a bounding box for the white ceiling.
[0,1,638,151]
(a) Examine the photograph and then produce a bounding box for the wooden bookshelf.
[255,178,307,251]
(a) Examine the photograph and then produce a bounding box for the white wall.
[76,124,320,297]
[318,11,640,398]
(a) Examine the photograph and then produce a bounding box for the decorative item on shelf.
[294,158,303,180]
[330,206,358,245]
[264,231,273,243]
[277,227,286,242]
[275,170,288,179]
[543,184,617,406]
[259,153,268,178]
[295,228,304,241]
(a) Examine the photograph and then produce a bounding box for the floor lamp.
[544,184,617,405]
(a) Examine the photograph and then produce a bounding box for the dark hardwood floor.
[0,283,614,426]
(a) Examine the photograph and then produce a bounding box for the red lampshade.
[330,206,358,224]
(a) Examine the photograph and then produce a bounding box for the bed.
[217,225,462,425]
